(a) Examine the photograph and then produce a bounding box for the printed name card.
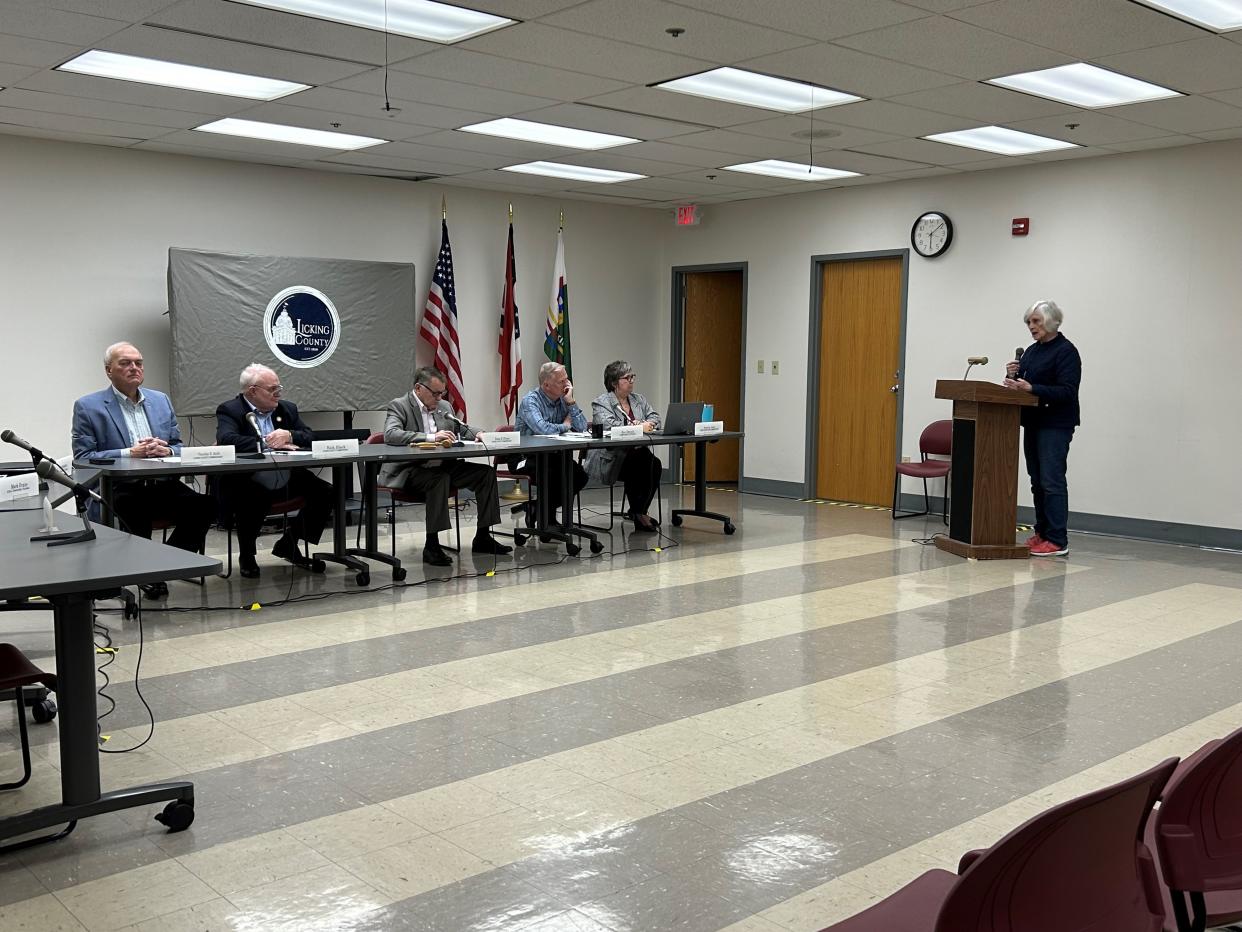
[0,473,39,501]
[694,421,724,436]
[181,445,236,466]
[609,425,645,441]
[477,431,520,448]
[312,438,360,458]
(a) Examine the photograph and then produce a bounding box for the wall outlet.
[770,360,780,375]
[901,455,912,463]
[756,359,765,374]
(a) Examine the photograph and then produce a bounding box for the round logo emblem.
[263,286,340,369]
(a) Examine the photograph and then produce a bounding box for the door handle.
[890,384,900,393]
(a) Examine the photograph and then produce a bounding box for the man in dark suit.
[380,366,511,566]
[72,341,214,599]
[215,363,332,579]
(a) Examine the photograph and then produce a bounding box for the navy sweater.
[1017,332,1081,429]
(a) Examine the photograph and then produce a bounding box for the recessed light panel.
[1132,1,1242,31]
[233,0,513,43]
[924,126,1079,156]
[724,160,861,182]
[655,67,862,113]
[195,118,386,150]
[459,118,638,150]
[57,50,309,100]
[989,63,1181,108]
[500,162,646,184]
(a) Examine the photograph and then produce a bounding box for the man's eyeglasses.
[258,384,283,394]
[417,383,448,399]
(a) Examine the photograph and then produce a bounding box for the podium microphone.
[962,356,988,379]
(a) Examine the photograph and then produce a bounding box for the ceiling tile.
[952,155,1032,170]
[282,86,488,130]
[459,22,713,83]
[390,48,627,101]
[1021,145,1112,162]
[560,188,668,205]
[725,114,900,150]
[450,0,589,18]
[738,42,961,98]
[27,1,174,18]
[136,126,353,158]
[662,127,818,158]
[312,151,467,175]
[898,0,994,11]
[15,69,244,115]
[819,100,977,136]
[832,16,1071,80]
[0,121,143,147]
[540,0,814,62]
[618,173,754,195]
[0,4,128,46]
[0,87,208,128]
[598,138,738,166]
[851,136,1008,163]
[882,165,960,178]
[669,0,929,42]
[147,0,435,66]
[230,101,418,142]
[0,103,173,138]
[1005,110,1166,145]
[440,168,583,191]
[949,0,1202,59]
[407,127,577,160]
[0,61,38,85]
[134,140,309,167]
[336,138,512,168]
[547,150,701,175]
[576,86,768,128]
[1096,38,1242,95]
[889,81,1079,123]
[513,102,707,139]
[1194,126,1242,140]
[0,33,78,68]
[332,69,557,116]
[1104,95,1242,134]
[816,150,930,172]
[1206,87,1242,108]
[101,25,372,85]
[1104,133,1201,151]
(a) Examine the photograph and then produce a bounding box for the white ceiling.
[1,0,1241,207]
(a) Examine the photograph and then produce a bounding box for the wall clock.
[911,210,953,258]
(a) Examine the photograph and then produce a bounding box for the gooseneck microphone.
[36,459,102,503]
[962,356,989,379]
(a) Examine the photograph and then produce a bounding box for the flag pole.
[441,196,446,220]
[558,208,563,231]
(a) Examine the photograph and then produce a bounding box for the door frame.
[670,262,748,489]
[804,249,911,500]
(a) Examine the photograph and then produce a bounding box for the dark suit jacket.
[215,395,315,453]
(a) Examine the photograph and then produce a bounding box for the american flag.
[418,218,467,419]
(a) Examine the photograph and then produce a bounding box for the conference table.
[83,430,744,581]
[0,509,220,849]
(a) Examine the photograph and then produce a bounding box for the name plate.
[477,431,520,448]
[0,473,38,501]
[609,425,645,441]
[312,438,359,457]
[694,421,724,436]
[182,445,235,465]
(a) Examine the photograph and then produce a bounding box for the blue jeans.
[1023,427,1073,548]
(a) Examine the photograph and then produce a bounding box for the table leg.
[671,440,736,534]
[346,461,405,581]
[314,464,372,584]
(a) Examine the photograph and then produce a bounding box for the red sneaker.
[1030,539,1068,556]
[1025,533,1043,547]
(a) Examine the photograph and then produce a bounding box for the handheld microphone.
[1011,346,1025,380]
[36,459,102,503]
[2,429,46,460]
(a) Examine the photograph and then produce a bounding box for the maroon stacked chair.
[820,757,1178,932]
[1150,725,1242,932]
[0,644,57,791]
[892,419,952,524]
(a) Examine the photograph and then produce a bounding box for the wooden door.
[682,270,742,483]
[815,257,903,504]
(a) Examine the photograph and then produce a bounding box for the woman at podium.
[1004,300,1082,557]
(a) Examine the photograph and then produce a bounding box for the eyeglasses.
[258,383,283,394]
[619,374,637,382]
[417,383,448,399]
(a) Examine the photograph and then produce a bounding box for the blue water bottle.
[701,403,714,422]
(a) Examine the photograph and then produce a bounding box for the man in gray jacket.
[379,366,511,566]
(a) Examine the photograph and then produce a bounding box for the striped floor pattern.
[0,488,1239,931]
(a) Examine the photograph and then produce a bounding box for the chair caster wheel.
[590,541,604,554]
[124,600,139,620]
[155,800,194,833]
[392,567,407,582]
[539,534,552,544]
[566,543,581,557]
[724,522,736,535]
[356,572,370,586]
[310,559,326,574]
[671,514,683,527]
[513,532,527,547]
[32,699,56,724]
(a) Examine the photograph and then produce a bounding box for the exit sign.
[675,204,701,227]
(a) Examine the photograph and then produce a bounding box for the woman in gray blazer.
[585,360,663,530]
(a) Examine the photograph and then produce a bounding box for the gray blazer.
[584,391,662,486]
[378,392,480,488]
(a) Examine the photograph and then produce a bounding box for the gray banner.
[167,247,416,416]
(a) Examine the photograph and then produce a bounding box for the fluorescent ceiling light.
[195,118,386,149]
[724,160,861,182]
[1131,0,1242,31]
[989,63,1181,108]
[655,67,862,113]
[500,161,646,184]
[459,118,638,150]
[57,50,308,100]
[924,126,1079,156]
[233,0,513,43]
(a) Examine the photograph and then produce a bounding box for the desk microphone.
[36,459,103,503]
[245,412,266,449]
[962,356,988,379]
[2,429,46,460]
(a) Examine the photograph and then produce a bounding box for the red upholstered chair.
[362,433,460,555]
[820,757,1178,932]
[0,644,57,791]
[218,495,310,578]
[1149,725,1242,932]
[892,419,951,524]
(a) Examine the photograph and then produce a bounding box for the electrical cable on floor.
[95,593,156,754]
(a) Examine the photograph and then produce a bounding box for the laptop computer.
[661,401,705,436]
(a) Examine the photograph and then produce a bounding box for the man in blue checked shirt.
[514,362,588,526]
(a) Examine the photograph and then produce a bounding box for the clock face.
[911,211,953,258]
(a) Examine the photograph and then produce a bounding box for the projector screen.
[167,247,417,416]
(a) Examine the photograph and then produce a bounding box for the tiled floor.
[0,488,1239,931]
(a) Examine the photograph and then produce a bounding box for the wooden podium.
[934,380,1037,560]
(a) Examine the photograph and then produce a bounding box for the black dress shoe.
[272,536,320,571]
[423,542,453,566]
[139,582,168,599]
[239,555,261,579]
[472,534,513,555]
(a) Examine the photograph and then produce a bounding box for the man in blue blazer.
[72,342,214,598]
[215,363,332,579]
